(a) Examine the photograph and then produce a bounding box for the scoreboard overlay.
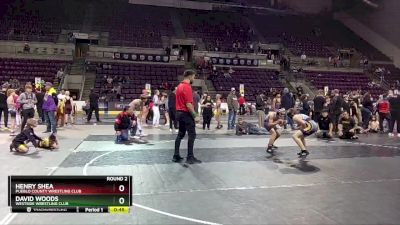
[8,176,132,213]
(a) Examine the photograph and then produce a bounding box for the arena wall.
[282,0,332,14]
[350,0,400,49]
[335,12,400,67]
[129,0,212,10]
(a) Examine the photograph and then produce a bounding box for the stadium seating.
[321,20,390,61]
[0,58,71,85]
[210,68,284,101]
[0,0,392,62]
[0,0,12,17]
[251,14,332,57]
[93,4,173,48]
[303,71,384,97]
[0,13,60,42]
[94,63,184,99]
[179,10,255,52]
[0,0,84,42]
[251,14,390,60]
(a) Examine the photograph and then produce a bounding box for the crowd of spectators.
[251,87,400,139]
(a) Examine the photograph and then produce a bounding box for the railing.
[369,70,391,90]
[0,34,59,43]
[79,65,86,101]
[57,64,70,92]
[290,72,317,98]
[0,41,74,56]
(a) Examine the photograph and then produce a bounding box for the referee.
[173,70,201,164]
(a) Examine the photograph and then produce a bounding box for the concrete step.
[80,72,96,100]
[244,17,265,43]
[289,81,316,99]
[204,79,217,95]
[170,9,185,38]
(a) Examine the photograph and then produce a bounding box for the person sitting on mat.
[287,108,318,157]
[338,111,358,139]
[10,118,42,153]
[114,106,136,144]
[365,115,379,133]
[316,108,333,139]
[265,108,286,154]
[38,133,59,150]
[236,117,248,135]
[236,118,269,136]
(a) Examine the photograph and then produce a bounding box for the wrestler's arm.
[293,115,307,129]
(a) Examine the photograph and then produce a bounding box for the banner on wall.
[239,84,244,95]
[210,57,258,67]
[35,77,41,85]
[34,77,42,89]
[324,86,329,96]
[114,53,170,63]
[145,84,151,96]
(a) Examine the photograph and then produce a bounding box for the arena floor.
[0,121,400,225]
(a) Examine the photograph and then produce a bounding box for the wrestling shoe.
[388,133,394,137]
[266,146,274,154]
[350,136,359,140]
[297,150,310,158]
[186,157,202,164]
[172,155,184,163]
[397,133,400,138]
[272,145,278,149]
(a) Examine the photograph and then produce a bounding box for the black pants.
[389,110,400,133]
[130,123,137,137]
[174,111,196,158]
[37,107,44,123]
[239,104,246,115]
[313,111,321,121]
[203,114,212,129]
[361,107,372,129]
[169,109,178,130]
[21,108,35,131]
[339,131,355,139]
[0,107,8,127]
[331,113,341,132]
[87,106,100,122]
[378,112,390,132]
